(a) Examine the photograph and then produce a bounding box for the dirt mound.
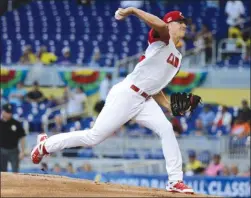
[1,172,212,197]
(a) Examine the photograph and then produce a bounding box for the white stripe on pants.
[44,80,183,181]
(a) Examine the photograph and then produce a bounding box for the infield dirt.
[1,172,216,197]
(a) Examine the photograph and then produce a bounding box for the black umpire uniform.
[0,104,26,172]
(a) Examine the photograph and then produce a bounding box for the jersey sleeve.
[148,28,170,45]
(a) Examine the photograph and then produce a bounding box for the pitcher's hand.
[115,7,134,20]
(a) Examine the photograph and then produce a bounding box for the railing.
[25,135,250,160]
[25,134,250,160]
[20,157,166,175]
[182,39,217,68]
[113,52,142,79]
[41,104,67,132]
[42,102,90,133]
[22,134,250,174]
[101,160,165,174]
[113,40,217,75]
[21,137,250,174]
[217,38,246,62]
[92,136,250,161]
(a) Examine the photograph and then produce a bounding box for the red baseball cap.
[163,11,187,24]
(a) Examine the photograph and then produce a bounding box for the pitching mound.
[1,172,212,197]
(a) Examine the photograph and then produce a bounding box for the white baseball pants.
[44,80,183,181]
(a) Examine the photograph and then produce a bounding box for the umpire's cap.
[2,103,13,114]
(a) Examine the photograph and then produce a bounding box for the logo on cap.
[167,17,172,22]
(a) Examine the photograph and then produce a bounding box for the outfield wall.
[19,169,251,197]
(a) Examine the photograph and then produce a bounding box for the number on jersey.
[167,53,179,68]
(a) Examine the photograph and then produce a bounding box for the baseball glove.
[170,92,202,116]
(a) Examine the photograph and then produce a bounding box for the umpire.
[0,103,26,172]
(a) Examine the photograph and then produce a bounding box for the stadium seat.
[77,148,96,158]
[123,148,139,159]
[197,150,211,164]
[2,0,250,67]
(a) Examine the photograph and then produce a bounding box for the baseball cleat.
[166,180,194,194]
[31,133,49,164]
[37,133,48,144]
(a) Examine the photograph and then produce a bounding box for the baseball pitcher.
[31,7,201,194]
